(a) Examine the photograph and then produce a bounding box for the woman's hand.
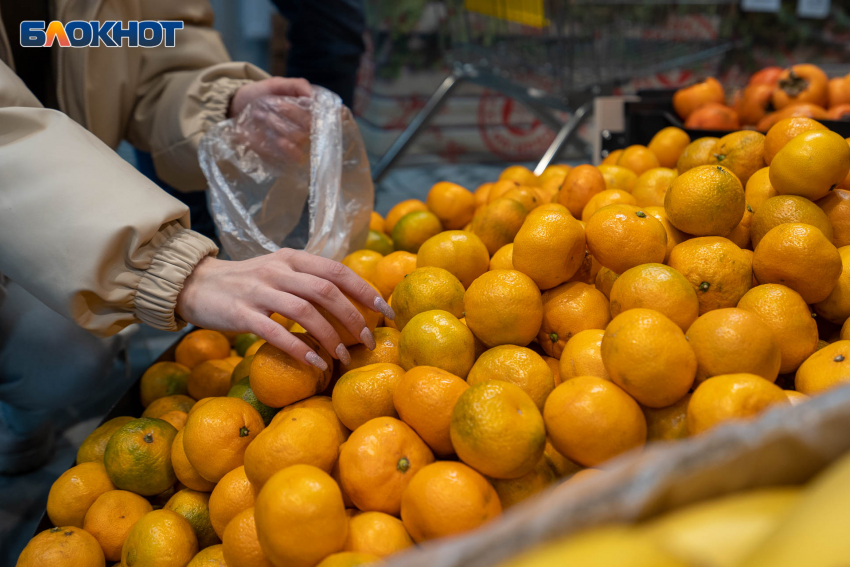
[176,249,394,371]
[229,77,313,165]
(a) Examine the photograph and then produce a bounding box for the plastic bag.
[199,86,373,261]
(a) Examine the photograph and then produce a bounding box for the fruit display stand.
[382,385,850,567]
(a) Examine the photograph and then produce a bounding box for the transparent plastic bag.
[199,86,373,261]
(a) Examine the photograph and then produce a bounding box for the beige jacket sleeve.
[0,61,218,336]
[115,0,270,191]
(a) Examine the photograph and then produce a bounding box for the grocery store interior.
[4,0,850,566]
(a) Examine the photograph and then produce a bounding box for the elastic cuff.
[200,77,254,128]
[134,229,218,331]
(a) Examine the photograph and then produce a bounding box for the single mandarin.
[752,223,841,304]
[391,266,465,330]
[617,144,661,176]
[164,489,219,549]
[398,310,475,378]
[172,428,217,492]
[183,397,265,483]
[632,167,677,207]
[558,164,607,217]
[348,327,400,370]
[664,164,745,237]
[254,465,348,567]
[648,127,691,168]
[392,365,469,456]
[140,361,191,407]
[209,465,257,539]
[598,164,638,192]
[463,270,544,348]
[489,243,514,270]
[687,373,789,435]
[585,205,667,274]
[543,376,646,467]
[338,417,434,515]
[769,130,850,201]
[342,250,384,283]
[121,509,199,567]
[795,340,850,395]
[537,281,610,359]
[176,330,231,370]
[667,236,753,314]
[707,130,766,186]
[558,329,609,383]
[750,195,833,248]
[814,245,850,324]
[738,284,819,374]
[17,526,105,567]
[744,167,778,213]
[46,462,115,529]
[222,507,273,567]
[817,188,850,247]
[763,116,827,165]
[513,208,586,290]
[331,363,405,431]
[103,418,176,496]
[384,199,427,235]
[416,230,489,288]
[450,380,546,479]
[580,189,636,222]
[609,263,699,332]
[601,308,697,408]
[677,137,720,174]
[372,251,417,299]
[466,345,555,411]
[400,461,501,542]
[243,407,339,488]
[427,181,476,229]
[471,197,529,256]
[343,511,414,557]
[686,308,782,385]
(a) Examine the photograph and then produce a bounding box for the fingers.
[284,250,394,321]
[257,288,350,365]
[263,77,312,99]
[247,312,328,372]
[288,272,368,351]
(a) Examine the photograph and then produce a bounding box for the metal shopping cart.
[371,0,740,181]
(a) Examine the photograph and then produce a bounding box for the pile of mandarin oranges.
[18,112,850,567]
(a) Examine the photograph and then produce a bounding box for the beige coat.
[0,0,270,335]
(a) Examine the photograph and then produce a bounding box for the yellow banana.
[740,451,850,567]
[643,487,801,567]
[500,525,687,567]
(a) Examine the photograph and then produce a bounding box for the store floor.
[0,162,523,565]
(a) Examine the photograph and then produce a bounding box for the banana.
[642,487,801,567]
[739,451,850,567]
[500,525,687,567]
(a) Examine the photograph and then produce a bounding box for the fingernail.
[335,343,351,366]
[374,296,395,320]
[360,328,377,351]
[305,351,328,372]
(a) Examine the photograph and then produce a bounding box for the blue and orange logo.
[21,20,183,48]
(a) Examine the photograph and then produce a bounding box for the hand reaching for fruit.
[176,248,394,370]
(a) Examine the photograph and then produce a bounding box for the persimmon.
[772,65,828,110]
[684,103,739,130]
[673,77,725,120]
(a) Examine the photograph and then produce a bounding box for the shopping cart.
[371,0,740,181]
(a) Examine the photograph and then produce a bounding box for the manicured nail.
[360,328,377,351]
[335,343,351,366]
[305,351,328,372]
[374,296,395,320]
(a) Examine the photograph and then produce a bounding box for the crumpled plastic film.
[199,86,373,261]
